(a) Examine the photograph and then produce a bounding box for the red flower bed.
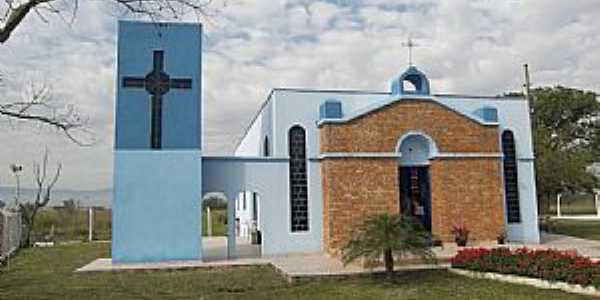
[451,247,600,287]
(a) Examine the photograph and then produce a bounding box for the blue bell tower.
[112,21,203,263]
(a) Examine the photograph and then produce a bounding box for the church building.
[112,21,540,263]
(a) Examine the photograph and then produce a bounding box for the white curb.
[449,268,600,298]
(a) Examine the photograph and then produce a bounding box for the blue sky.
[1,0,599,190]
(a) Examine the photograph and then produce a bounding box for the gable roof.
[317,94,500,127]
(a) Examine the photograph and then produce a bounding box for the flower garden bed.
[450,247,600,297]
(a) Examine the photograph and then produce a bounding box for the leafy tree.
[202,195,227,210]
[342,214,435,278]
[532,86,600,211]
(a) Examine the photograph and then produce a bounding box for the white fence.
[553,192,600,220]
[0,209,22,260]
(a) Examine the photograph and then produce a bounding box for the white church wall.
[235,113,262,156]
[271,90,387,158]
[260,99,274,156]
[202,157,323,257]
[235,191,259,242]
[235,95,274,157]
[511,160,540,243]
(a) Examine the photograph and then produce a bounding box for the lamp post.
[9,164,23,209]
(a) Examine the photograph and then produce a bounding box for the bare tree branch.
[0,0,53,43]
[20,147,61,246]
[1,0,222,146]
[0,83,94,145]
[1,0,218,44]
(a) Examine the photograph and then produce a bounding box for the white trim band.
[319,152,401,159]
[436,152,503,158]
[318,152,503,159]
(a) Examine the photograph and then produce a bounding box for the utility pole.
[88,207,94,242]
[524,64,541,215]
[524,64,534,125]
[9,164,23,209]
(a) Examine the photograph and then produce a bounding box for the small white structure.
[235,191,260,243]
[553,191,600,220]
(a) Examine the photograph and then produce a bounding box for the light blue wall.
[113,150,202,262]
[115,21,202,150]
[202,157,323,256]
[113,21,204,263]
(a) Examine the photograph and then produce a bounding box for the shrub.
[451,247,600,287]
[342,214,435,278]
[451,223,469,246]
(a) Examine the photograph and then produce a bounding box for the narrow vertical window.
[289,125,309,232]
[264,136,270,157]
[502,130,521,223]
[243,192,247,210]
[252,192,258,222]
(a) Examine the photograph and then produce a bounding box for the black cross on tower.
[122,50,192,149]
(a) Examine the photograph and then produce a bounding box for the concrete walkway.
[539,232,600,259]
[76,232,600,279]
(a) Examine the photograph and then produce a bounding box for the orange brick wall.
[321,158,399,253]
[430,158,505,242]
[320,99,505,254]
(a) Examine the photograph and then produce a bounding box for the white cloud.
[1,0,599,190]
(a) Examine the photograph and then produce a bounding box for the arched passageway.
[397,132,437,232]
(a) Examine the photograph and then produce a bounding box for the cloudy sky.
[0,0,599,190]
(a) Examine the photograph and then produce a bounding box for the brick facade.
[320,99,505,255]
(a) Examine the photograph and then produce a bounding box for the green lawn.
[541,219,600,241]
[0,243,595,299]
[34,209,112,242]
[202,208,228,236]
[542,194,597,216]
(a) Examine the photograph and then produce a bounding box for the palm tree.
[342,213,436,278]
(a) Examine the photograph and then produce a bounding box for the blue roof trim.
[317,95,499,127]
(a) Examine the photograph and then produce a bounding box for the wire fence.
[0,209,21,260]
[32,208,111,243]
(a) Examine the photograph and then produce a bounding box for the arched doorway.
[397,132,437,232]
[201,192,229,261]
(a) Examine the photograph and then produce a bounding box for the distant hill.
[0,186,112,208]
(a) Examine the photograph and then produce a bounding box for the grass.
[541,219,600,241]
[542,194,597,216]
[33,209,111,242]
[33,207,228,241]
[202,208,227,236]
[0,243,595,299]
[31,207,227,243]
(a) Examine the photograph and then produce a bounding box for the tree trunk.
[23,205,39,247]
[384,248,394,278]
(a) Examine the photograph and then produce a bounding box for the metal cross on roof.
[401,37,420,66]
[122,50,192,149]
